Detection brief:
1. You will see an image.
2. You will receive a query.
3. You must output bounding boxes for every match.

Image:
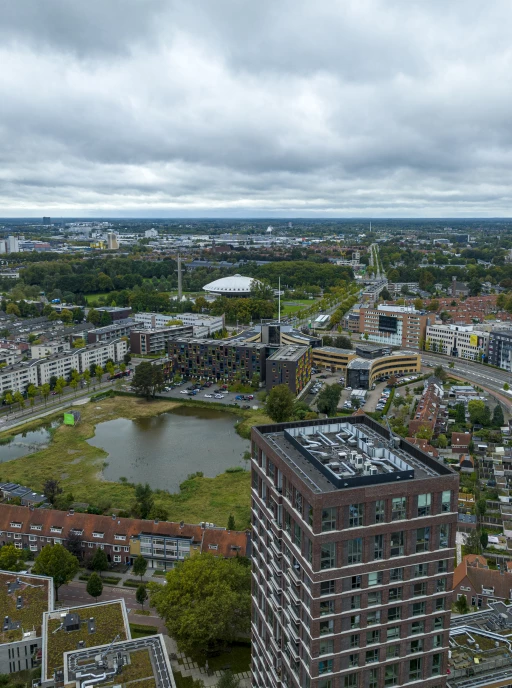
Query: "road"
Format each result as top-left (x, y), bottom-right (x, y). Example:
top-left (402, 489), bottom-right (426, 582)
top-left (420, 352), bottom-right (512, 410)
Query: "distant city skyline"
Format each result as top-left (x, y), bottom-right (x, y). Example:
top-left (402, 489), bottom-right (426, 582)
top-left (1, 1), bottom-right (511, 217)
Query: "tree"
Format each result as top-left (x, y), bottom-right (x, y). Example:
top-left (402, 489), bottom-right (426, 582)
top-left (380, 287), bottom-right (391, 301)
top-left (316, 383), bottom-right (343, 417)
top-left (480, 531), bottom-right (489, 550)
top-left (217, 672), bottom-right (241, 688)
top-left (87, 572), bottom-right (104, 601)
top-left (32, 544), bottom-right (79, 600)
top-left (266, 384), bottom-right (295, 423)
top-left (132, 361), bottom-right (164, 399)
top-left (43, 478), bottom-right (63, 506)
top-left (91, 547), bottom-right (109, 576)
top-left (73, 338), bottom-right (86, 348)
top-left (437, 434), bottom-right (448, 449)
top-left (6, 302), bottom-right (21, 317)
top-left (333, 335), bottom-right (352, 350)
top-left (133, 555), bottom-right (148, 581)
top-left (134, 483), bottom-right (154, 519)
top-left (493, 404), bottom-right (505, 428)
top-left (149, 553), bottom-right (251, 656)
top-left (0, 543), bottom-right (27, 571)
top-left (415, 424), bottom-right (434, 441)
top-left (227, 514), bottom-right (236, 530)
top-left (468, 399), bottom-right (488, 425)
top-left (476, 497), bottom-right (487, 517)
top-left (65, 529), bottom-right (83, 559)
top-left (94, 366), bottom-right (104, 386)
top-left (87, 308), bottom-right (101, 325)
top-left (13, 391), bottom-right (25, 409)
top-left (124, 353), bottom-right (132, 366)
top-left (433, 365), bottom-right (447, 382)
top-left (83, 369), bottom-right (92, 390)
top-left (455, 594), bottom-right (469, 614)
top-left (504, 382), bottom-right (510, 391)
top-left (455, 402), bottom-right (466, 424)
top-left (61, 308), bottom-right (73, 324)
top-left (136, 584), bottom-right (148, 610)
top-left (41, 382), bottom-right (51, 405)
top-left (464, 529), bottom-right (481, 555)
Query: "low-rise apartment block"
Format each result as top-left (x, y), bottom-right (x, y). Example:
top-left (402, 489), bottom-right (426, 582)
top-left (30, 341), bottom-right (70, 359)
top-left (130, 325), bottom-right (193, 355)
top-left (0, 504), bottom-right (248, 570)
top-left (86, 318), bottom-right (137, 343)
top-left (488, 329), bottom-right (512, 371)
top-left (265, 345), bottom-right (311, 395)
top-left (133, 311), bottom-right (225, 336)
top-left (0, 570), bottom-right (54, 674)
top-left (359, 305), bottom-right (429, 349)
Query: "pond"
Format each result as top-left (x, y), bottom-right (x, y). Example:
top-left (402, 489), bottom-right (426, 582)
top-left (86, 406), bottom-right (250, 491)
top-left (0, 422), bottom-right (58, 462)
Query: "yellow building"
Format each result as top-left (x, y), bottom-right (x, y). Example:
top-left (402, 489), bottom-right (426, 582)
top-left (312, 346), bottom-right (357, 372)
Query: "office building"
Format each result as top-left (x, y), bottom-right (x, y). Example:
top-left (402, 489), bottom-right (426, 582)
top-left (95, 306), bottom-right (132, 322)
top-left (359, 305), bottom-right (429, 349)
top-left (130, 325), bottom-right (193, 355)
top-left (7, 236), bottom-right (19, 254)
top-left (343, 351), bottom-right (421, 390)
top-left (265, 345), bottom-right (312, 395)
top-left (425, 324), bottom-right (489, 361)
top-left (251, 415), bottom-right (458, 688)
top-left (312, 347), bottom-right (357, 372)
top-left (107, 232), bottom-right (119, 249)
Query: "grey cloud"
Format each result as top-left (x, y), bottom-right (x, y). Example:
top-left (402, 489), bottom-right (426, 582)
top-left (1, 1), bottom-right (512, 216)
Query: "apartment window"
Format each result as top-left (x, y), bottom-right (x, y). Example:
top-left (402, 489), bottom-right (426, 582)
top-left (434, 616), bottom-right (444, 630)
top-left (433, 634), bottom-right (443, 648)
top-left (367, 610), bottom-right (380, 626)
top-left (114, 534), bottom-right (126, 541)
top-left (368, 669), bottom-right (378, 688)
top-left (373, 534), bottom-right (383, 560)
top-left (344, 676), bottom-right (357, 688)
top-left (319, 682), bottom-right (332, 688)
top-left (294, 489), bottom-right (303, 514)
top-left (437, 578), bottom-right (447, 593)
top-left (386, 645), bottom-right (399, 659)
top-left (320, 619), bottom-right (334, 635)
top-left (267, 459), bottom-right (275, 481)
top-left (349, 503), bottom-right (364, 528)
top-left (413, 582), bottom-right (426, 597)
top-left (417, 493), bottom-right (431, 517)
top-left (293, 523), bottom-right (302, 548)
top-left (350, 595), bottom-right (361, 610)
top-left (366, 649), bottom-right (379, 664)
top-left (410, 638), bottom-right (423, 653)
top-left (350, 614), bottom-right (361, 629)
top-left (13, 533), bottom-right (21, 540)
top-left (321, 507), bottom-right (336, 532)
top-left (387, 626), bottom-right (400, 640)
top-left (9, 522), bottom-right (21, 528)
top-left (321, 580), bottom-right (335, 596)
top-left (412, 602), bottom-right (425, 616)
top-left (432, 653), bottom-right (442, 676)
top-left (351, 575), bottom-right (362, 589)
top-left (390, 531), bottom-right (404, 557)
top-left (319, 639), bottom-right (334, 655)
top-left (318, 659), bottom-right (333, 675)
top-left (368, 591), bottom-right (381, 606)
top-left (350, 633), bottom-right (360, 648)
top-left (366, 630), bottom-right (379, 645)
top-left (435, 597), bottom-right (445, 611)
top-left (414, 563), bottom-right (428, 578)
top-left (92, 532), bottom-right (104, 538)
top-left (416, 527), bottom-right (430, 553)
top-left (389, 587), bottom-right (402, 601)
top-left (441, 490), bottom-right (451, 512)
top-left (439, 524), bottom-right (449, 548)
top-left (391, 497), bottom-right (406, 520)
top-left (320, 600), bottom-right (334, 616)
top-left (50, 526), bottom-right (62, 533)
top-left (388, 607), bottom-right (401, 621)
top-left (347, 538), bottom-right (362, 564)
top-left (409, 658), bottom-right (422, 681)
top-left (348, 653), bottom-right (359, 668)
top-left (390, 567), bottom-right (403, 582)
top-left (438, 559), bottom-right (448, 574)
top-left (384, 664), bottom-right (399, 686)
top-left (29, 535), bottom-right (37, 542)
top-left (375, 499), bottom-right (385, 523)
top-left (368, 571), bottom-right (382, 586)
top-left (321, 542), bottom-right (336, 570)
top-left (30, 524), bottom-right (42, 531)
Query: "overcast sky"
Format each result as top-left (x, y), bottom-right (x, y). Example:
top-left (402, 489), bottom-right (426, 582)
top-left (1, 1), bottom-right (512, 218)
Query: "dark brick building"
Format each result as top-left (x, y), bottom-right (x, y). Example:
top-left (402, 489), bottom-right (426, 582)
top-left (250, 415), bottom-right (458, 688)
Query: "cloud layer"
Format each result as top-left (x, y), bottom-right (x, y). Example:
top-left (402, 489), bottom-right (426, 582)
top-left (1, 0), bottom-right (512, 217)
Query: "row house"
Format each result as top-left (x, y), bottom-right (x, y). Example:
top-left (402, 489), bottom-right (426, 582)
top-left (0, 504), bottom-right (248, 569)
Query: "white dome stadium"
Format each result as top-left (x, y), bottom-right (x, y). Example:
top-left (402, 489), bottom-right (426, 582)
top-left (203, 274), bottom-right (261, 296)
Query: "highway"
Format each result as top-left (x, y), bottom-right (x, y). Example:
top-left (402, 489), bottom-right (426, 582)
top-left (420, 352), bottom-right (512, 410)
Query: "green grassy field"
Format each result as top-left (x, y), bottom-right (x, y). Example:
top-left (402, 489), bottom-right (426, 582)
top-left (0, 395), bottom-right (260, 528)
top-left (281, 298), bottom-right (319, 315)
top-left (84, 292), bottom-right (110, 306)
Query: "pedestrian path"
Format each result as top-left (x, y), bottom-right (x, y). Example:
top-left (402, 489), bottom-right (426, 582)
top-left (163, 637), bottom-right (251, 687)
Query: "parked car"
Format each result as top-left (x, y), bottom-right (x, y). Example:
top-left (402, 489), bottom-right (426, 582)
top-left (235, 395), bottom-right (244, 400)
top-left (204, 393), bottom-right (213, 398)
top-left (215, 394), bottom-right (225, 399)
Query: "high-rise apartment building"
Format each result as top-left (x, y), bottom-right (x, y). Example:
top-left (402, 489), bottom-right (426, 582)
top-left (251, 415), bottom-right (458, 688)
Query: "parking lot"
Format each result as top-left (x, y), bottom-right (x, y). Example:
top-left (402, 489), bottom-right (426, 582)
top-left (154, 382), bottom-right (258, 409)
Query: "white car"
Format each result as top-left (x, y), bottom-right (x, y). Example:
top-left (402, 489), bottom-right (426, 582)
top-left (214, 394), bottom-right (225, 399)
top-left (180, 390), bottom-right (189, 394)
top-left (204, 393), bottom-right (213, 398)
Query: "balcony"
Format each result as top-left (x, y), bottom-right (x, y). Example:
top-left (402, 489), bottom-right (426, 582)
top-left (287, 566), bottom-right (301, 587)
top-left (270, 539), bottom-right (282, 558)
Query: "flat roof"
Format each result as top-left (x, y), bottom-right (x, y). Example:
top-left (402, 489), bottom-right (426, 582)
top-left (315, 346), bottom-right (354, 355)
top-left (0, 570), bottom-right (53, 644)
top-left (255, 415), bottom-right (453, 494)
top-left (267, 345), bottom-right (309, 361)
top-left (42, 600), bottom-right (130, 683)
top-left (63, 635), bottom-right (176, 688)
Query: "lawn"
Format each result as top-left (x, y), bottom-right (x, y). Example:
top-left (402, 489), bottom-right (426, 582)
top-left (0, 573), bottom-right (51, 643)
top-left (0, 394), bottom-right (255, 528)
top-left (84, 292), bottom-right (110, 306)
top-left (281, 298), bottom-right (319, 315)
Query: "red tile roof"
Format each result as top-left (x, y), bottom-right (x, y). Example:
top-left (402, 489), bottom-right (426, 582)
top-left (452, 432), bottom-right (472, 448)
top-left (0, 504), bottom-right (248, 556)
